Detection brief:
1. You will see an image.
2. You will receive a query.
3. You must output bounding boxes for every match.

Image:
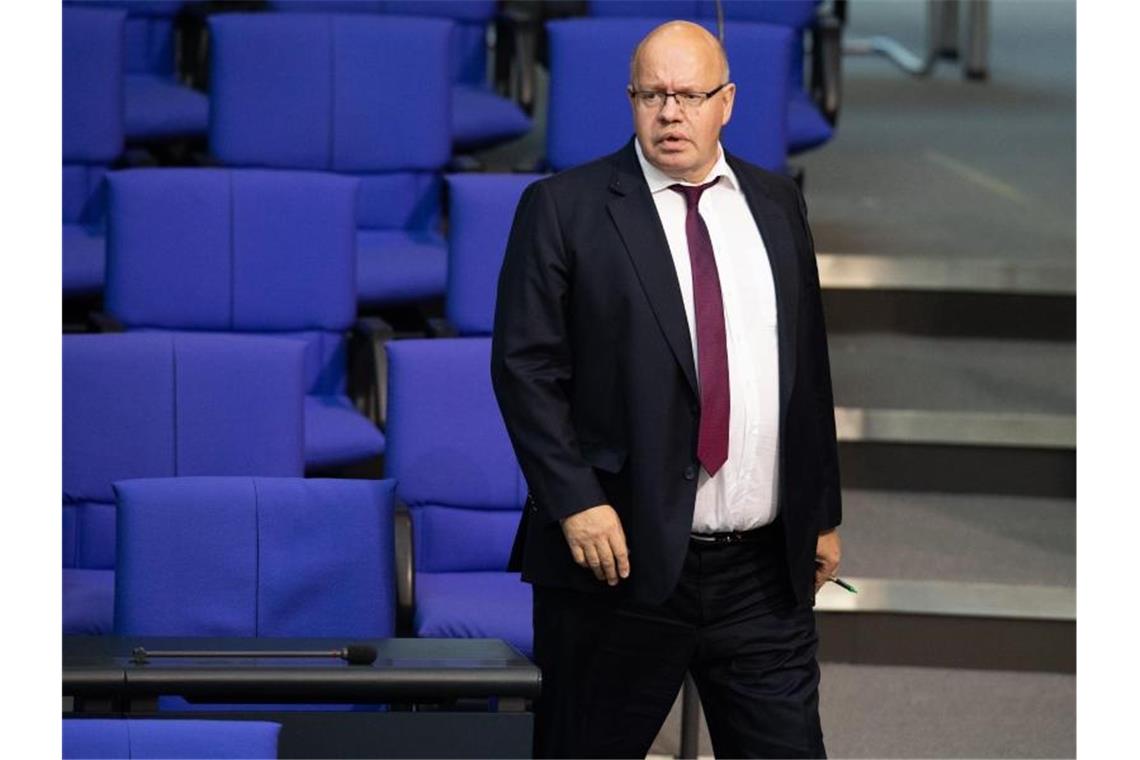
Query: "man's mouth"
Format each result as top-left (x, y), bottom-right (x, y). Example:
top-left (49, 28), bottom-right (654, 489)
top-left (657, 134), bottom-right (689, 148)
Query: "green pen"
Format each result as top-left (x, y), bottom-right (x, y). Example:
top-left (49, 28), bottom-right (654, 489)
top-left (828, 576), bottom-right (858, 594)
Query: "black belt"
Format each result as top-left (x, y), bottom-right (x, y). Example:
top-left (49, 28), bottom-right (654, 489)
top-left (689, 524), bottom-right (778, 545)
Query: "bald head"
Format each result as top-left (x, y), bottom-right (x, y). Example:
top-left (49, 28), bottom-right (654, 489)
top-left (629, 21), bottom-right (730, 89)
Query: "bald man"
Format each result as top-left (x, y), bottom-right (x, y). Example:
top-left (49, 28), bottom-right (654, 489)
top-left (492, 21), bottom-right (841, 758)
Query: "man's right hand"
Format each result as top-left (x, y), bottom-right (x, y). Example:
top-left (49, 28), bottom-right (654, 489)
top-left (560, 504), bottom-right (630, 586)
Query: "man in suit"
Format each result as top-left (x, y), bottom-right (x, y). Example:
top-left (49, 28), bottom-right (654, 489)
top-left (491, 20), bottom-right (842, 759)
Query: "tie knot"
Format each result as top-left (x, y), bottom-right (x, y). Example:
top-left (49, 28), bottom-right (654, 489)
top-left (669, 179), bottom-right (720, 209)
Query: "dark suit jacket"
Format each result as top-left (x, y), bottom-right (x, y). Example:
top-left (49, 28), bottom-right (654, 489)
top-left (490, 138), bottom-right (841, 608)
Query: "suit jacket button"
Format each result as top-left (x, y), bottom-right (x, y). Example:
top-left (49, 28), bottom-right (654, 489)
top-left (683, 465), bottom-right (696, 481)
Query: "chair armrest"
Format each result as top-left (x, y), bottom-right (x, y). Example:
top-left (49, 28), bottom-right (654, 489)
top-left (494, 4), bottom-right (542, 116)
top-left (394, 501), bottom-right (415, 637)
top-left (348, 316), bottom-right (395, 429)
top-left (87, 311), bottom-right (124, 333)
top-left (810, 13), bottom-right (843, 126)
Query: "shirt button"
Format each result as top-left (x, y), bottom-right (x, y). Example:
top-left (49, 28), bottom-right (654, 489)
top-left (683, 465), bottom-right (697, 481)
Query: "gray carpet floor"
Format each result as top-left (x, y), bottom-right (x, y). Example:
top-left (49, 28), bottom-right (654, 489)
top-left (828, 332), bottom-right (1075, 413)
top-left (838, 488), bottom-right (1075, 586)
top-left (800, 1), bottom-right (1075, 266)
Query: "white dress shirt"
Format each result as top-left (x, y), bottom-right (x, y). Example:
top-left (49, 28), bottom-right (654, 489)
top-left (634, 140), bottom-right (781, 533)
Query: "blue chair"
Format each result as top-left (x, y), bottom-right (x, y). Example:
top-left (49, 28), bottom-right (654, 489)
top-left (114, 477), bottom-right (396, 638)
top-left (588, 0), bottom-right (837, 155)
top-left (269, 1), bottom-right (532, 152)
top-left (62, 6), bottom-right (125, 298)
top-left (77, 1), bottom-right (210, 143)
top-left (546, 17), bottom-right (791, 172)
top-left (104, 168), bottom-right (386, 473)
top-left (63, 719), bottom-right (280, 759)
top-left (208, 13), bottom-right (453, 308)
top-left (385, 338), bottom-right (532, 658)
top-left (63, 333), bottom-right (306, 634)
top-left (444, 173), bottom-right (544, 336)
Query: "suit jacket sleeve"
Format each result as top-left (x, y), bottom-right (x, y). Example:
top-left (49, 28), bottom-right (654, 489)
top-left (490, 180), bottom-right (609, 525)
top-left (794, 184), bottom-right (843, 531)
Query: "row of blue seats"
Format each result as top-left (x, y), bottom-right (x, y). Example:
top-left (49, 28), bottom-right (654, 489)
top-left (65, 331), bottom-right (530, 660)
top-left (66, 0), bottom-right (530, 151)
top-left (67, 167), bottom-right (535, 475)
top-left (64, 3), bottom-right (826, 307)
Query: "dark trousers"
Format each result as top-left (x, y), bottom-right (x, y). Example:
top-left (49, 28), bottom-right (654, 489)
top-left (531, 521), bottom-right (825, 758)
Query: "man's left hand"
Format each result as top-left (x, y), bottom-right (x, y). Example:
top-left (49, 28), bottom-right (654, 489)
top-left (814, 528), bottom-right (842, 595)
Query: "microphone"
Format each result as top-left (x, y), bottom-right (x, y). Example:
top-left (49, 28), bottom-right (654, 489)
top-left (131, 644), bottom-right (378, 666)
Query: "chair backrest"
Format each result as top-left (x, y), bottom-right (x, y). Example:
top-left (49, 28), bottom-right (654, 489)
top-left (114, 477), bottom-right (397, 637)
top-left (63, 333), bottom-right (306, 572)
top-left (74, 0), bottom-right (185, 75)
top-left (105, 168), bottom-right (357, 396)
top-left (63, 719), bottom-right (280, 759)
top-left (269, 0), bottom-right (495, 87)
top-left (385, 338), bottom-right (525, 573)
top-left (62, 6), bottom-right (124, 224)
top-left (589, 0), bottom-right (817, 28)
top-left (546, 18), bottom-right (791, 172)
top-left (445, 173), bottom-right (545, 335)
top-left (208, 13), bottom-right (452, 231)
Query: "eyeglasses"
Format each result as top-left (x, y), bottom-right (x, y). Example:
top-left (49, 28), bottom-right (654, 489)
top-left (627, 83), bottom-right (731, 110)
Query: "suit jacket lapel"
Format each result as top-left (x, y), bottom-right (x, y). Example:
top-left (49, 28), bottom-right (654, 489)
top-left (606, 142), bottom-right (700, 399)
top-left (727, 152), bottom-right (800, 420)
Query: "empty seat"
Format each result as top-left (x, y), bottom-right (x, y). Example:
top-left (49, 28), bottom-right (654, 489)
top-left (62, 5), bottom-right (125, 297)
top-left (104, 168), bottom-right (386, 471)
top-left (63, 333), bottom-right (306, 634)
top-left (114, 476), bottom-right (396, 638)
top-left (208, 13), bottom-right (453, 308)
top-left (269, 0), bottom-right (532, 152)
top-left (62, 719), bottom-right (280, 759)
top-left (385, 338), bottom-right (532, 657)
top-left (445, 173), bottom-right (545, 335)
top-left (120, 0), bottom-right (209, 141)
top-left (546, 17), bottom-right (791, 172)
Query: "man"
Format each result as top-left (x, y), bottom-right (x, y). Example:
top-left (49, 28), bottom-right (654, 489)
top-left (491, 20), bottom-right (842, 759)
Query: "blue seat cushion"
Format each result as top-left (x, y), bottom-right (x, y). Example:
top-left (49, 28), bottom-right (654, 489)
top-left (788, 88), bottom-right (833, 154)
top-left (356, 229), bottom-right (447, 306)
top-left (415, 571), bottom-right (533, 659)
top-left (452, 84), bottom-right (531, 150)
top-left (63, 224), bottom-right (106, 296)
top-left (304, 395), bottom-right (386, 469)
top-left (125, 74), bottom-right (209, 140)
top-left (63, 568), bottom-right (114, 634)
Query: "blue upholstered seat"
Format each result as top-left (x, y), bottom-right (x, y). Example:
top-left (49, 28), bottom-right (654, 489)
top-left (587, 0), bottom-right (832, 155)
top-left (114, 477), bottom-right (396, 637)
top-left (546, 18), bottom-right (791, 172)
top-left (104, 168), bottom-right (386, 471)
top-left (386, 338), bottom-right (533, 658)
top-left (74, 1), bottom-right (209, 141)
top-left (63, 333), bottom-right (307, 634)
top-left (268, 1), bottom-right (532, 151)
top-left (125, 73), bottom-right (209, 139)
top-left (112, 476), bottom-right (395, 712)
top-left (62, 6), bottom-right (124, 297)
top-left (63, 719), bottom-right (280, 759)
top-left (444, 173), bottom-right (545, 335)
top-left (209, 13), bottom-right (453, 307)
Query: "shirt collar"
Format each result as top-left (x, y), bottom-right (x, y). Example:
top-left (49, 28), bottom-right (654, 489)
top-left (633, 138), bottom-right (739, 194)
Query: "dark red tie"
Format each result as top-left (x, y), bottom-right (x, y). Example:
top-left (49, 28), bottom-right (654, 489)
top-left (671, 181), bottom-right (729, 476)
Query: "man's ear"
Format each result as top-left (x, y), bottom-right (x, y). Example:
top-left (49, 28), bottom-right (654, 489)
top-left (720, 83), bottom-right (736, 126)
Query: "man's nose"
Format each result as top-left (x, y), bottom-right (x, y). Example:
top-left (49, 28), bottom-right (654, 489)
top-left (657, 96), bottom-right (683, 122)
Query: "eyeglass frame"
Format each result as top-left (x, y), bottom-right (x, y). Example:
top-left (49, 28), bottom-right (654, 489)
top-left (626, 82), bottom-right (732, 110)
